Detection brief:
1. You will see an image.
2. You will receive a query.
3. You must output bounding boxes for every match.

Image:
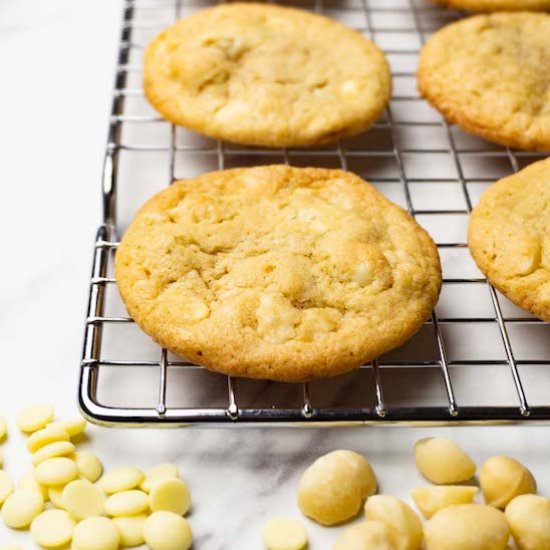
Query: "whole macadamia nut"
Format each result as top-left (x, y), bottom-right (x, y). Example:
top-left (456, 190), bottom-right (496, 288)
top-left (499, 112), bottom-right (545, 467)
top-left (424, 504), bottom-right (509, 550)
top-left (480, 456), bottom-right (536, 509)
top-left (414, 438), bottom-right (476, 484)
top-left (505, 494), bottom-right (550, 550)
top-left (297, 450), bottom-right (377, 526)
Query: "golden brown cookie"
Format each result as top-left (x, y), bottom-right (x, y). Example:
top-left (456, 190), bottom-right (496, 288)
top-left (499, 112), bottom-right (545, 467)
top-left (115, 166), bottom-right (441, 382)
top-left (143, 3), bottom-right (391, 148)
top-left (469, 157), bottom-right (550, 322)
top-left (428, 0), bottom-right (550, 11)
top-left (418, 13), bottom-right (550, 151)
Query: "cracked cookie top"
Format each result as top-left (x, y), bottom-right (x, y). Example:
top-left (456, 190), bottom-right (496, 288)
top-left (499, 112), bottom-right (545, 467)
top-left (115, 166), bottom-right (441, 381)
top-left (143, 2), bottom-right (391, 147)
top-left (469, 157), bottom-right (550, 322)
top-left (418, 12), bottom-right (550, 151)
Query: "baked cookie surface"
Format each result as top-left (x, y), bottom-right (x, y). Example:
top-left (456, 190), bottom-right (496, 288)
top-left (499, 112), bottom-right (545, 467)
top-left (428, 0), bottom-right (550, 11)
top-left (418, 13), bottom-right (550, 151)
top-left (115, 166), bottom-right (441, 382)
top-left (469, 157), bottom-right (550, 322)
top-left (143, 3), bottom-right (391, 147)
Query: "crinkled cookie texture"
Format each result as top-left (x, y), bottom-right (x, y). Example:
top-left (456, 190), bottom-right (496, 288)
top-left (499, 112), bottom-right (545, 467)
top-left (418, 13), bottom-right (550, 151)
top-left (428, 0), bottom-right (550, 11)
top-left (469, 157), bottom-right (550, 322)
top-left (143, 3), bottom-right (391, 147)
top-left (115, 166), bottom-right (441, 382)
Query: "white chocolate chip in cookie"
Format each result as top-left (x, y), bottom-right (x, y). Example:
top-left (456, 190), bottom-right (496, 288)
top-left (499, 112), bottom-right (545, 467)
top-left (215, 100), bottom-right (250, 125)
top-left (256, 295), bottom-right (298, 344)
top-left (297, 308), bottom-right (341, 342)
top-left (340, 79), bottom-right (359, 98)
top-left (353, 262), bottom-right (373, 287)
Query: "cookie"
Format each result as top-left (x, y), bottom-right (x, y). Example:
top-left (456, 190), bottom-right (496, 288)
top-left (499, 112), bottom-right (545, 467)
top-left (468, 157), bottom-right (550, 322)
top-left (428, 0), bottom-right (550, 11)
top-left (418, 13), bottom-right (550, 151)
top-left (115, 166), bottom-right (441, 382)
top-left (143, 3), bottom-right (391, 148)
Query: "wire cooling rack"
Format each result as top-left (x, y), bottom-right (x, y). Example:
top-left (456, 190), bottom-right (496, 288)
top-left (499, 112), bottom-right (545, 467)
top-left (79, 0), bottom-right (550, 427)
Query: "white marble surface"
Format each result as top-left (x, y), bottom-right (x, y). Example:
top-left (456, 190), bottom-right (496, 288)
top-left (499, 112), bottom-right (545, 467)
top-left (0, 1), bottom-right (549, 548)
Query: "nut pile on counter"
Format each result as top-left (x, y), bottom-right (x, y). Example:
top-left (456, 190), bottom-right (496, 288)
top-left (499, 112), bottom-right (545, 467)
top-left (2, 408), bottom-right (550, 549)
top-left (0, 406), bottom-right (192, 550)
top-left (264, 439), bottom-right (549, 550)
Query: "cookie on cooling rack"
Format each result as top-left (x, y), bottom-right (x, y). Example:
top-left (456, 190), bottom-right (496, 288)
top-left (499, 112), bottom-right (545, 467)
top-left (469, 157), bottom-right (550, 322)
top-left (143, 3), bottom-right (391, 148)
top-left (115, 166), bottom-right (441, 382)
top-left (427, 0), bottom-right (550, 11)
top-left (418, 12), bottom-right (550, 151)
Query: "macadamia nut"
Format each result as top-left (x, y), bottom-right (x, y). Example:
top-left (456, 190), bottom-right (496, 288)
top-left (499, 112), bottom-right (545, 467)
top-left (505, 494), bottom-right (550, 550)
top-left (414, 438), bottom-right (476, 484)
top-left (297, 450), bottom-right (377, 525)
top-left (480, 456), bottom-right (536, 509)
top-left (333, 521), bottom-right (394, 550)
top-left (411, 486), bottom-right (478, 519)
top-left (424, 504), bottom-right (509, 550)
top-left (364, 495), bottom-right (423, 550)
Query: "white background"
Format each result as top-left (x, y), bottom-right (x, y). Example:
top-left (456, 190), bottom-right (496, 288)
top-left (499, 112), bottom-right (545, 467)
top-left (0, 1), bottom-right (549, 548)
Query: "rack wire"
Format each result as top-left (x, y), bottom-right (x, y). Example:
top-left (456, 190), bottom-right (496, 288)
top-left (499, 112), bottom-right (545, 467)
top-left (79, 0), bottom-right (550, 426)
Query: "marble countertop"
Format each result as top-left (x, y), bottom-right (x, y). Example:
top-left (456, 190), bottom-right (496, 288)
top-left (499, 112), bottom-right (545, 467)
top-left (0, 1), bottom-right (549, 548)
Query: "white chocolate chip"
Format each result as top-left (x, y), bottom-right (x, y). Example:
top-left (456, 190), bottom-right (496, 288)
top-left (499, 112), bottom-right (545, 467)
top-left (30, 509), bottom-right (75, 548)
top-left (16, 404), bottom-right (54, 434)
top-left (99, 466), bottom-right (144, 495)
top-left (144, 511), bottom-right (193, 550)
top-left (1, 489), bottom-right (44, 528)
top-left (62, 479), bottom-right (105, 520)
top-left (262, 517), bottom-right (308, 550)
top-left (72, 517), bottom-right (120, 550)
top-left (149, 478), bottom-right (191, 516)
top-left (105, 489), bottom-right (149, 517)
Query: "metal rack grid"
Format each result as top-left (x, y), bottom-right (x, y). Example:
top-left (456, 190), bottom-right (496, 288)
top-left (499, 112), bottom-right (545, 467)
top-left (79, 0), bottom-right (550, 426)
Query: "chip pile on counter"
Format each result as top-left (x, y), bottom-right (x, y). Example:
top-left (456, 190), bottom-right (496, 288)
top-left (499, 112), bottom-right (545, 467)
top-left (0, 406), bottom-right (192, 550)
